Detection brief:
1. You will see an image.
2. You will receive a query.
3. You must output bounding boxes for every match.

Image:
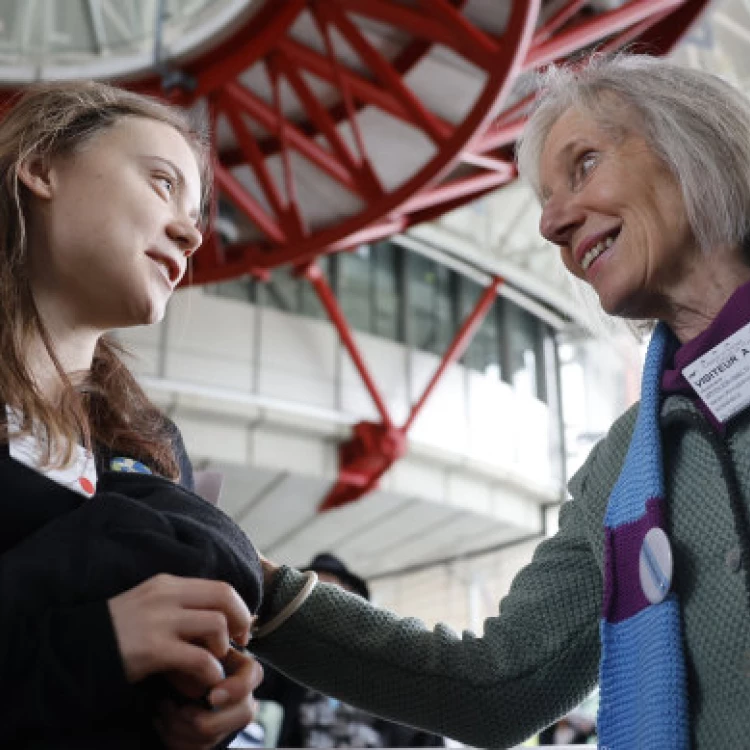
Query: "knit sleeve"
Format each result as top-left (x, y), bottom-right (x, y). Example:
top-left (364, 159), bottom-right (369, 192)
top-left (252, 497), bottom-right (603, 749)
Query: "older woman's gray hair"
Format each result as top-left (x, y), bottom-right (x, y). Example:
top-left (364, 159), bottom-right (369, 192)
top-left (516, 54), bottom-right (750, 256)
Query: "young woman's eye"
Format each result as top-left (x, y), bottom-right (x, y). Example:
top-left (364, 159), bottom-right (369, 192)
top-left (156, 175), bottom-right (174, 195)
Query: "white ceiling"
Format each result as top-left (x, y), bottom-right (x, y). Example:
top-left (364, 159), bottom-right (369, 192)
top-left (201, 459), bottom-right (543, 579)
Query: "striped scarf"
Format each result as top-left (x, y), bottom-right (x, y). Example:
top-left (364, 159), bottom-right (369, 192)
top-left (597, 322), bottom-right (689, 749)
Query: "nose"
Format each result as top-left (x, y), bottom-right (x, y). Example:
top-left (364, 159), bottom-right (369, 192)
top-left (539, 193), bottom-right (584, 248)
top-left (167, 215), bottom-right (203, 258)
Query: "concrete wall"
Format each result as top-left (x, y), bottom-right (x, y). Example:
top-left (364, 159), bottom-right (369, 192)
top-left (119, 286), bottom-right (559, 491)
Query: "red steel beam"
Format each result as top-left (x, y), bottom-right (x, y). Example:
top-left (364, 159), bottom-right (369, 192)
top-left (315, 10), bottom-right (387, 190)
top-left (342, 0), bottom-right (500, 70)
top-left (323, 217), bottom-right (409, 254)
top-left (317, 1), bottom-right (456, 144)
top-left (316, 273), bottom-right (503, 512)
top-left (304, 263), bottom-right (396, 429)
top-left (269, 51), bottom-right (385, 201)
top-left (598, 7), bottom-right (675, 54)
top-left (199, 0), bottom-right (539, 275)
top-left (188, 0), bottom-right (307, 98)
top-left (218, 94), bottom-right (305, 238)
top-left (637, 0), bottom-right (710, 52)
top-left (524, 0), bottom-right (685, 69)
top-left (214, 164), bottom-right (287, 244)
top-left (403, 276), bottom-right (504, 433)
top-left (474, 118), bottom-right (527, 152)
top-left (533, 0), bottom-right (589, 45)
top-left (222, 81), bottom-right (360, 193)
top-left (400, 169), bottom-right (515, 214)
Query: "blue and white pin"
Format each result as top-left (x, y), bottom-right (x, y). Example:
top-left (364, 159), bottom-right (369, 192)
top-left (639, 527), bottom-right (673, 604)
top-left (110, 456), bottom-right (152, 475)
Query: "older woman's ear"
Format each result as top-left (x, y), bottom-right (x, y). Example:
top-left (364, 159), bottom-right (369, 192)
top-left (16, 155), bottom-right (56, 200)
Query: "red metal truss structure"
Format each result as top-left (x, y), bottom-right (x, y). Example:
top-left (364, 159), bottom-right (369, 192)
top-left (0, 0), bottom-right (709, 510)
top-left (137, 0), bottom-right (710, 283)
top-left (139, 0), bottom-right (708, 511)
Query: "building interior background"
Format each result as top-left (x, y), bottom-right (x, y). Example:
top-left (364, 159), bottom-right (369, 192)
top-left (0, 0), bottom-right (746, 745)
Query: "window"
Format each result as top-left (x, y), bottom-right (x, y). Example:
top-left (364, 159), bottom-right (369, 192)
top-left (372, 241), bottom-right (402, 341)
top-left (408, 253), bottom-right (456, 355)
top-left (337, 242), bottom-right (403, 341)
top-left (260, 266), bottom-right (300, 314)
top-left (338, 244), bottom-right (374, 333)
top-left (461, 277), bottom-right (502, 379)
top-left (503, 300), bottom-right (544, 400)
top-left (259, 259), bottom-right (331, 320)
top-left (206, 278), bottom-right (257, 303)
top-left (203, 241), bottom-right (554, 404)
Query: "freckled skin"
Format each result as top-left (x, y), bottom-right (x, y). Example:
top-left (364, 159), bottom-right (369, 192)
top-left (24, 117), bottom-right (202, 334)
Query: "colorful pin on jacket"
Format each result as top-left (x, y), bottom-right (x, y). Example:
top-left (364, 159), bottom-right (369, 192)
top-left (109, 457), bottom-right (152, 475)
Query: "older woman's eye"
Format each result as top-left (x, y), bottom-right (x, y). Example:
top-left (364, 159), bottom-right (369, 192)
top-left (576, 152), bottom-right (598, 182)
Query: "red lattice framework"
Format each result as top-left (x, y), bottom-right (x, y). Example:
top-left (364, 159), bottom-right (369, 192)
top-left (6, 0), bottom-right (709, 510)
top-left (149, 0), bottom-right (706, 511)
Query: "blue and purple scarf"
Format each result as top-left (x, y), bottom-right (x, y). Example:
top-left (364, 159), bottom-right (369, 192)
top-left (597, 322), bottom-right (689, 749)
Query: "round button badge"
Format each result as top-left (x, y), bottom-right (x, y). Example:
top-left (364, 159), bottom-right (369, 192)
top-left (639, 527), bottom-right (673, 605)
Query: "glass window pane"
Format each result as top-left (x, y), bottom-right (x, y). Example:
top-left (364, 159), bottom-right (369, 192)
top-left (462, 278), bottom-right (501, 379)
top-left (205, 279), bottom-right (256, 303)
top-left (504, 301), bottom-right (541, 398)
top-left (372, 241), bottom-right (401, 342)
top-left (338, 245), bottom-right (373, 333)
top-left (408, 254), bottom-right (454, 355)
top-left (261, 267), bottom-right (301, 314)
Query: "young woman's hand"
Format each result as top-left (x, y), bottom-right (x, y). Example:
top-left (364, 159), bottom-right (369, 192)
top-left (153, 648), bottom-right (264, 750)
top-left (108, 574), bottom-right (253, 687)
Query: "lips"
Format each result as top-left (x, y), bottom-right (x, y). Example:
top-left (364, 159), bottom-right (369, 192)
top-left (146, 250), bottom-right (183, 287)
top-left (574, 227), bottom-right (621, 271)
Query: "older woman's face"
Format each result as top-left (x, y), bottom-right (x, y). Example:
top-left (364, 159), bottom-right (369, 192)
top-left (538, 106), bottom-right (699, 319)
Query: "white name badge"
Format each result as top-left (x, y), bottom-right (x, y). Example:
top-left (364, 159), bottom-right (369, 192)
top-left (682, 320), bottom-right (750, 423)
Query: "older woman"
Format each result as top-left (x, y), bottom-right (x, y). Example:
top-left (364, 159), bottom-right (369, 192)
top-left (251, 55), bottom-right (750, 749)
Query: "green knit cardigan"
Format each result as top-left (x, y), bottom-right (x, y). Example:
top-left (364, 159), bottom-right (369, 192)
top-left (253, 394), bottom-right (750, 749)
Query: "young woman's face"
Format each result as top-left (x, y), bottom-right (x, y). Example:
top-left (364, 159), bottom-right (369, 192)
top-left (25, 115), bottom-right (202, 332)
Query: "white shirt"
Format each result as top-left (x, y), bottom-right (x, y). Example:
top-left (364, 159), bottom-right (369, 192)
top-left (6, 405), bottom-right (97, 498)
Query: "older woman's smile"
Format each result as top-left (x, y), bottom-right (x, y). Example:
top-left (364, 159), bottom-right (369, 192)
top-left (576, 227), bottom-right (621, 272)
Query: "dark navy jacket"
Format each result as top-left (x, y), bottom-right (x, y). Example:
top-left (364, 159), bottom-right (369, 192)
top-left (0, 423), bottom-right (262, 749)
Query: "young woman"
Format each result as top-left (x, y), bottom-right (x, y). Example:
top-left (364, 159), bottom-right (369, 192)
top-left (0, 82), bottom-right (263, 749)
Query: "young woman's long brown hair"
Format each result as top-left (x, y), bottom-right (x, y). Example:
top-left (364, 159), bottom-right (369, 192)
top-left (0, 81), bottom-right (211, 479)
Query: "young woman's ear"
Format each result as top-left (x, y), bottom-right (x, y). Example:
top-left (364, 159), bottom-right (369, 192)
top-left (17, 155), bottom-right (56, 199)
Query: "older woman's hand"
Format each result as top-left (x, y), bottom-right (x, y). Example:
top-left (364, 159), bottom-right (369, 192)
top-left (153, 646), bottom-right (264, 750)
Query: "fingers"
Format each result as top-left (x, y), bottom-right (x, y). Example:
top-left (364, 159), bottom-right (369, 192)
top-left (174, 609), bottom-right (231, 660)
top-left (109, 575), bottom-right (253, 686)
top-left (160, 641), bottom-right (226, 690)
top-left (208, 649), bottom-right (264, 709)
top-left (155, 696), bottom-right (257, 750)
top-left (159, 576), bottom-right (253, 645)
top-left (154, 648), bottom-right (261, 749)
top-left (187, 698), bottom-right (257, 745)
